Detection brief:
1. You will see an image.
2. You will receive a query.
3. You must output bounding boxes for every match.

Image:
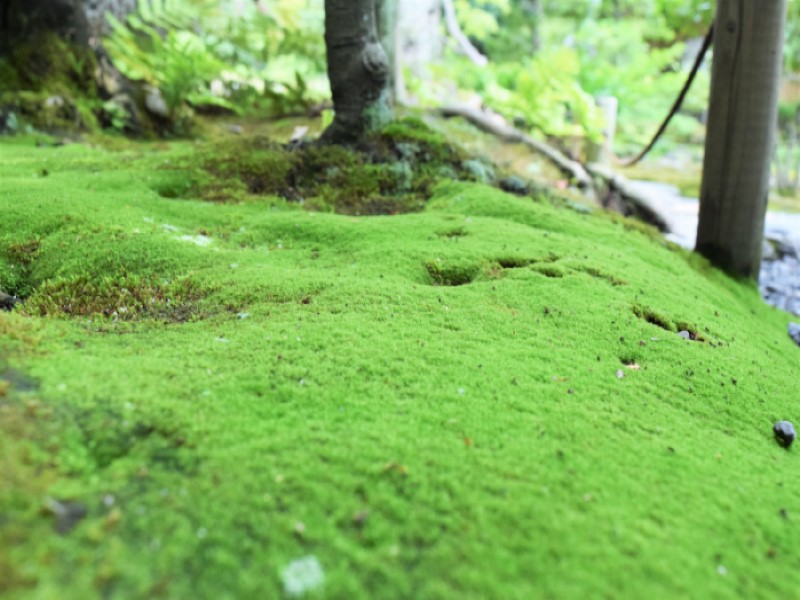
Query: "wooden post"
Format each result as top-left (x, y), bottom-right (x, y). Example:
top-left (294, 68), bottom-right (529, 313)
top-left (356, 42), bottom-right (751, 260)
top-left (695, 0), bottom-right (788, 279)
top-left (586, 95), bottom-right (618, 166)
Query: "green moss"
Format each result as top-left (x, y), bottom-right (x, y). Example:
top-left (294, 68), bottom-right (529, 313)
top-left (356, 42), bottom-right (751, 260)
top-left (2, 34), bottom-right (98, 95)
top-left (632, 304), bottom-right (676, 332)
top-left (0, 33), bottom-right (103, 135)
top-left (380, 116), bottom-right (448, 147)
top-left (424, 258), bottom-right (485, 286)
top-left (25, 273), bottom-right (212, 322)
top-left (2, 138), bottom-right (800, 599)
top-left (182, 118), bottom-right (482, 215)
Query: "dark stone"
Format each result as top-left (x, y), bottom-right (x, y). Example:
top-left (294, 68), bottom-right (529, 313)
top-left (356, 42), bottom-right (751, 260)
top-left (774, 420), bottom-right (796, 449)
top-left (499, 176), bottom-right (529, 196)
top-left (789, 322), bottom-right (800, 346)
top-left (0, 291), bottom-right (20, 311)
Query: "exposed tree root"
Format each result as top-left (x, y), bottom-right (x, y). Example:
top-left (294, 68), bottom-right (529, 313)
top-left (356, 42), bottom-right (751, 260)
top-left (435, 103), bottom-right (671, 232)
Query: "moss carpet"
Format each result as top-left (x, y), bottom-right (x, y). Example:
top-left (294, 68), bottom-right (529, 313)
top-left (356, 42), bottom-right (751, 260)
top-left (1, 135), bottom-right (799, 599)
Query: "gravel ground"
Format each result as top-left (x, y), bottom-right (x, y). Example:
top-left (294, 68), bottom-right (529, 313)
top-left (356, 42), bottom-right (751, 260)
top-left (628, 180), bottom-right (800, 315)
top-left (760, 239), bottom-right (800, 315)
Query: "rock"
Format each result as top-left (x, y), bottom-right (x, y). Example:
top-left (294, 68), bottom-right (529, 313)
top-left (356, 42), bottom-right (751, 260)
top-left (762, 239), bottom-right (778, 262)
top-left (678, 330), bottom-right (691, 340)
top-left (774, 420), bottom-right (796, 448)
top-left (0, 110), bottom-right (19, 135)
top-left (499, 175), bottom-right (529, 196)
top-left (775, 237), bottom-right (799, 260)
top-left (94, 54), bottom-right (122, 96)
top-left (462, 159), bottom-right (495, 184)
top-left (0, 291), bottom-right (20, 311)
top-left (44, 96), bottom-right (65, 108)
top-left (789, 322), bottom-right (800, 345)
top-left (144, 86), bottom-right (170, 118)
top-left (289, 126), bottom-right (309, 143)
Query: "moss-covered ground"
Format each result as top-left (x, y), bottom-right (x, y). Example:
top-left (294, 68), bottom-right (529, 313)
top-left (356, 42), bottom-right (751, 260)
top-left (1, 129), bottom-right (800, 599)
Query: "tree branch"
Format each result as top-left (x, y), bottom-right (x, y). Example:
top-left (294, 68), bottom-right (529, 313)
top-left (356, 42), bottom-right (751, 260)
top-left (440, 0), bottom-right (488, 67)
top-left (437, 103), bottom-right (592, 188)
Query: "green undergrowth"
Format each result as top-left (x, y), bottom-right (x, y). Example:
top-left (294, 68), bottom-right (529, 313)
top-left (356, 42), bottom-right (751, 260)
top-left (1, 135), bottom-right (800, 599)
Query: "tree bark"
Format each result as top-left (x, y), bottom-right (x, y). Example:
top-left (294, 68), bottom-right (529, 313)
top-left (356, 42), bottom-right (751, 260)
top-left (320, 0), bottom-right (393, 144)
top-left (695, 0), bottom-right (787, 279)
top-left (523, 0), bottom-right (542, 53)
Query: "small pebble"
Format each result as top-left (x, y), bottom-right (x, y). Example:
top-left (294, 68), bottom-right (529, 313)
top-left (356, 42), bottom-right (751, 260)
top-left (774, 420), bottom-right (796, 448)
top-left (678, 330), bottom-right (691, 340)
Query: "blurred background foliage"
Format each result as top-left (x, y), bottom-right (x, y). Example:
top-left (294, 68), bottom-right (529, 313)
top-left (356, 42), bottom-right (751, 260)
top-left (74, 0), bottom-right (800, 187)
top-left (105, 0), bottom-right (327, 121)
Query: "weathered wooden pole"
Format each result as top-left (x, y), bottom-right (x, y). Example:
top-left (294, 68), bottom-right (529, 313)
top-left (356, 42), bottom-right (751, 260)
top-left (695, 0), bottom-right (788, 279)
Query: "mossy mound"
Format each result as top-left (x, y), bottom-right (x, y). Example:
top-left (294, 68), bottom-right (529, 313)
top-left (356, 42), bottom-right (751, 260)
top-left (176, 118), bottom-right (497, 215)
top-left (0, 33), bottom-right (103, 135)
top-left (0, 33), bottom-right (170, 137)
top-left (2, 137), bottom-right (800, 599)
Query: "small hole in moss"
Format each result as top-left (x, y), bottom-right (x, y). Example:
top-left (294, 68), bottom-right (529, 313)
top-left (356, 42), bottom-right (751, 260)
top-left (632, 305), bottom-right (673, 331)
top-left (425, 261), bottom-right (480, 286)
top-left (497, 257), bottom-right (533, 269)
top-left (676, 322), bottom-right (705, 342)
top-left (576, 266), bottom-right (626, 286)
top-left (533, 265), bottom-right (564, 278)
top-left (436, 228), bottom-right (467, 238)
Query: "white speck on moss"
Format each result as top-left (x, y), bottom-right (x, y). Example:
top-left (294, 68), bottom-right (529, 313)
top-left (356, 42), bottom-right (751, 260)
top-left (161, 223), bottom-right (179, 232)
top-left (717, 565), bottom-right (727, 576)
top-left (282, 555), bottom-right (324, 597)
top-left (179, 234), bottom-right (212, 247)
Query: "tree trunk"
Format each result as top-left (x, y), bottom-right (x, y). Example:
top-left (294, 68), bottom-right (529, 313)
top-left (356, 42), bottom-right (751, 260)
top-left (395, 0), bottom-right (442, 101)
top-left (695, 0), bottom-right (787, 279)
top-left (320, 0), bottom-right (393, 144)
top-left (523, 0), bottom-right (542, 53)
